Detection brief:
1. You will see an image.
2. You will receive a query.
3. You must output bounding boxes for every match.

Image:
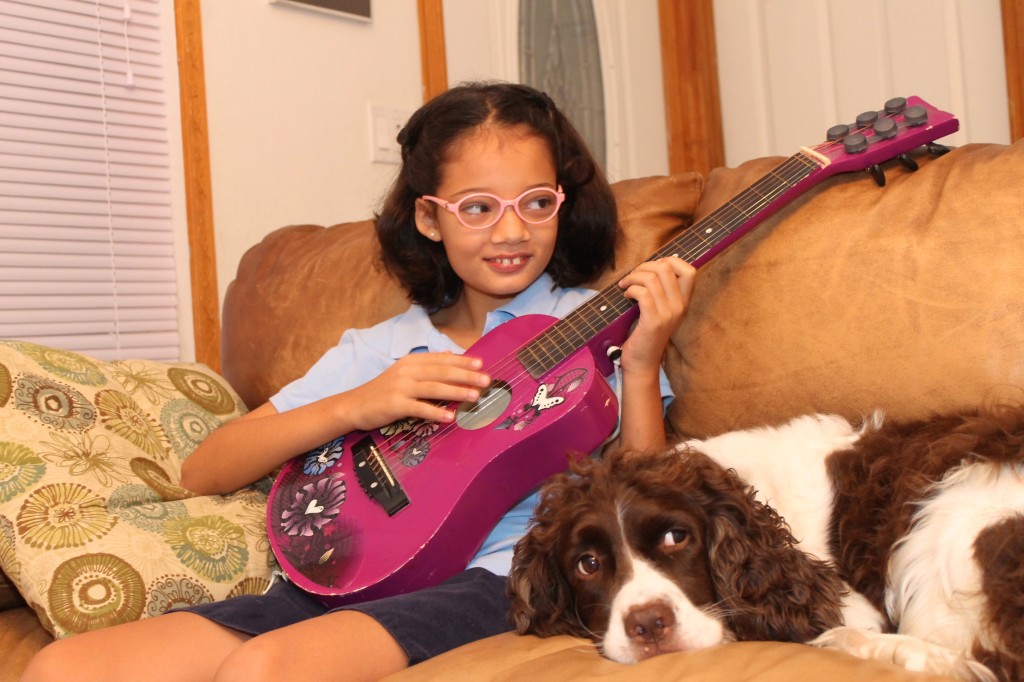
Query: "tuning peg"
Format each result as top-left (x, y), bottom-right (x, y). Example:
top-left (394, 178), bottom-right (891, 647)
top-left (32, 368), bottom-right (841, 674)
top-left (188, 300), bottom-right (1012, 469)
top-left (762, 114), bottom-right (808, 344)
top-left (927, 142), bottom-right (952, 156)
top-left (873, 118), bottom-right (897, 140)
top-left (896, 154), bottom-right (919, 171)
top-left (866, 164), bottom-right (886, 187)
top-left (856, 111), bottom-right (878, 128)
top-left (885, 97), bottom-right (907, 114)
top-left (904, 105), bottom-right (928, 126)
top-left (844, 132), bottom-right (868, 154)
top-left (827, 124), bottom-right (850, 141)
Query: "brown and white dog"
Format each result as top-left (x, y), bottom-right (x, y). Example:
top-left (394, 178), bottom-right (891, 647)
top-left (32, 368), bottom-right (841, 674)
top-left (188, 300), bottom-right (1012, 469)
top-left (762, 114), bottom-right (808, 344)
top-left (508, 405), bottom-right (1024, 681)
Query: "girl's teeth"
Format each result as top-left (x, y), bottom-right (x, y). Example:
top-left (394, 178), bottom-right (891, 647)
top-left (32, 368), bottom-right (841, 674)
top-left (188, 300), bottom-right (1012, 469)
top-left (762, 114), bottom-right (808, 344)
top-left (494, 257), bottom-right (523, 266)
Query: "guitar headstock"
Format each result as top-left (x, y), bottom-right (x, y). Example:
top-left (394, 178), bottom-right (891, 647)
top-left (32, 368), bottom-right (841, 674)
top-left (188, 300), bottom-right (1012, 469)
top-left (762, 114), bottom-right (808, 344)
top-left (802, 96), bottom-right (959, 178)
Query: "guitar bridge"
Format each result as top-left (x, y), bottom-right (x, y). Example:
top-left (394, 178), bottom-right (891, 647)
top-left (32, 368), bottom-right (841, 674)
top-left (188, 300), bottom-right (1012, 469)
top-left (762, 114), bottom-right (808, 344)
top-left (352, 435), bottom-right (409, 516)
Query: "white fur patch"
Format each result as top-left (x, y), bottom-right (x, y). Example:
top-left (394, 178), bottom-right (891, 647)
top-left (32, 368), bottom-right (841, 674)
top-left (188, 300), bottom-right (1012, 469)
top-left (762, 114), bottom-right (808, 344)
top-left (601, 550), bottom-right (726, 663)
top-left (812, 627), bottom-right (997, 681)
top-left (685, 413), bottom-right (867, 564)
top-left (887, 461), bottom-right (1024, 656)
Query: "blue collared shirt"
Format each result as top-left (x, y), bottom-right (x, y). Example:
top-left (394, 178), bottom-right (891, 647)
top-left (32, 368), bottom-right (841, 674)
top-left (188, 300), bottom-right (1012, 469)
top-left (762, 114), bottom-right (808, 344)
top-left (271, 273), bottom-right (673, 575)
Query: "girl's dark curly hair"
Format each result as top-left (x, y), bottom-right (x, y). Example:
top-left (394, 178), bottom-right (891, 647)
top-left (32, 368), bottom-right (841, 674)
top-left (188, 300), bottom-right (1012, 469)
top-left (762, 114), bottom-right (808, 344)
top-left (375, 81), bottom-right (618, 311)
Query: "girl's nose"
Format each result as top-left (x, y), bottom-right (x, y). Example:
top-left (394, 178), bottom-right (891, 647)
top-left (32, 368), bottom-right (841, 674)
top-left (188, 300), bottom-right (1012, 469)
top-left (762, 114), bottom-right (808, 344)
top-left (489, 206), bottom-right (529, 243)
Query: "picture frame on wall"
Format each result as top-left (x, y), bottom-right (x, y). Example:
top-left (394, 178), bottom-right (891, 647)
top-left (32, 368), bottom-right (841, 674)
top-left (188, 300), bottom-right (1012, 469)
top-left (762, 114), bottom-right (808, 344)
top-left (270, 0), bottom-right (371, 22)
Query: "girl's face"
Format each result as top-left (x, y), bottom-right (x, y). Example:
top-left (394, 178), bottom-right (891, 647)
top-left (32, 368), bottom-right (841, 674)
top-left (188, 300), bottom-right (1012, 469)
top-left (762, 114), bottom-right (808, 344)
top-left (415, 125), bottom-right (559, 313)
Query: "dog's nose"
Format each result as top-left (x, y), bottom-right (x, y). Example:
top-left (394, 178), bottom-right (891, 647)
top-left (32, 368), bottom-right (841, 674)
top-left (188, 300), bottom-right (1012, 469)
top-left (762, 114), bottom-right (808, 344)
top-left (624, 602), bottom-right (676, 644)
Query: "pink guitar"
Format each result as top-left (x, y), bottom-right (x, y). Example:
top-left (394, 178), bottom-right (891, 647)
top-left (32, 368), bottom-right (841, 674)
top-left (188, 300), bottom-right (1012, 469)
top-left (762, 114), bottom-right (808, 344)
top-left (267, 96), bottom-right (958, 606)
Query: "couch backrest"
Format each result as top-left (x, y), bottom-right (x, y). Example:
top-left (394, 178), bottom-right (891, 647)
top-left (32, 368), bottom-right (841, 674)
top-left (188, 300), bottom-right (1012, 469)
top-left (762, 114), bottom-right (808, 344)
top-left (665, 140), bottom-right (1024, 437)
top-left (222, 141), bottom-right (1024, 438)
top-left (221, 173), bottom-right (705, 410)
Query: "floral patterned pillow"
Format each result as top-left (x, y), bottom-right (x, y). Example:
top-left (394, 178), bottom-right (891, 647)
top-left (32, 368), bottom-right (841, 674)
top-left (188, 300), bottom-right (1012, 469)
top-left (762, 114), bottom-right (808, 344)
top-left (0, 340), bottom-right (276, 638)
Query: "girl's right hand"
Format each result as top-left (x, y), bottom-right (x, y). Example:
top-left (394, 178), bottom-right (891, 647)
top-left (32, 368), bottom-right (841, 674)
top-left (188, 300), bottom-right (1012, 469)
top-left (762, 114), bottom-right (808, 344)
top-left (338, 352), bottom-right (491, 431)
top-left (181, 352), bottom-right (490, 495)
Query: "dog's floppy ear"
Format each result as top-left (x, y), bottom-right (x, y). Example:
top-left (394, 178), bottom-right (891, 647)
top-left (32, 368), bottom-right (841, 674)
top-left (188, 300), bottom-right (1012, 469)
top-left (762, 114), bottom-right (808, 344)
top-left (507, 470), bottom-right (590, 638)
top-left (688, 450), bottom-right (845, 642)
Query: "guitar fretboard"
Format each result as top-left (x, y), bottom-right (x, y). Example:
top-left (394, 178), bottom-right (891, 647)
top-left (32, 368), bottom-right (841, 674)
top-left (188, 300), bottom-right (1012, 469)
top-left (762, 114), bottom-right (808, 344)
top-left (517, 151), bottom-right (822, 378)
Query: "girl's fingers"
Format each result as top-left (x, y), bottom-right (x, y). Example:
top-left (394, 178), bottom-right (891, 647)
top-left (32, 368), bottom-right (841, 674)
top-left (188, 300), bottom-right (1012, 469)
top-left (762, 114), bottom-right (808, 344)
top-left (614, 257), bottom-right (697, 371)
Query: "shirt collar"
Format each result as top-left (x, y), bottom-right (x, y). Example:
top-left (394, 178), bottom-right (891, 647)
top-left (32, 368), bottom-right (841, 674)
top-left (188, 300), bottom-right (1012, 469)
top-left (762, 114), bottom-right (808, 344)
top-left (389, 273), bottom-right (560, 358)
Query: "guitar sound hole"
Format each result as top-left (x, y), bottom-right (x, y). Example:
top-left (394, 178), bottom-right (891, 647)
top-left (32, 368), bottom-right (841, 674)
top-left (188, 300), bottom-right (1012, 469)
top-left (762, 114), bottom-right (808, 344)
top-left (455, 380), bottom-right (512, 430)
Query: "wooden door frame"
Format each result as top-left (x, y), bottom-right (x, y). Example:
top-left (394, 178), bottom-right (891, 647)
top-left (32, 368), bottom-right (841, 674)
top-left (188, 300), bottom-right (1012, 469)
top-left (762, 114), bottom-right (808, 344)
top-left (174, 0), bottom-right (220, 371)
top-left (416, 0), bottom-right (726, 174)
top-left (658, 0), bottom-right (724, 175)
top-left (177, 0), bottom-right (1024, 369)
top-left (1004, 0), bottom-right (1024, 141)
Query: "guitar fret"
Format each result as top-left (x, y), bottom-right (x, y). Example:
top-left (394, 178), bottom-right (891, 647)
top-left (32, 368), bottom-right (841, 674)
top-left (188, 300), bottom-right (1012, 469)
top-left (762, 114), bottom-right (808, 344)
top-left (518, 150), bottom-right (832, 377)
top-left (517, 345), bottom-right (547, 376)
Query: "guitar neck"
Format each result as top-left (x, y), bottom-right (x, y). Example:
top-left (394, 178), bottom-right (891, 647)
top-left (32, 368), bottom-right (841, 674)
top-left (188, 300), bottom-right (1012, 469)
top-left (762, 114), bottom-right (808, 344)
top-left (653, 150), bottom-right (826, 267)
top-left (517, 150), bottom-right (827, 379)
top-left (517, 95), bottom-right (959, 379)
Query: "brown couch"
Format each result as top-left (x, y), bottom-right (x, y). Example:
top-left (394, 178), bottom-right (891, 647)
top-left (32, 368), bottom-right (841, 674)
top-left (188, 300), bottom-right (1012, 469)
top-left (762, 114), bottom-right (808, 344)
top-left (4, 138), bottom-right (1021, 680)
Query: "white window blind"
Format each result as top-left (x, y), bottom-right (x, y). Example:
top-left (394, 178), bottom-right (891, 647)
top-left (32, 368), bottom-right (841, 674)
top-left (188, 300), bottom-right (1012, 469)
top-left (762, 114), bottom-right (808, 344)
top-left (0, 0), bottom-right (180, 361)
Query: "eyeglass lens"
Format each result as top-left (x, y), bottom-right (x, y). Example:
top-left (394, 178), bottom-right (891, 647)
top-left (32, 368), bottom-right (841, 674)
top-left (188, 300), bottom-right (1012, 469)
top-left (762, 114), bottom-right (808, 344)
top-left (457, 188), bottom-right (559, 228)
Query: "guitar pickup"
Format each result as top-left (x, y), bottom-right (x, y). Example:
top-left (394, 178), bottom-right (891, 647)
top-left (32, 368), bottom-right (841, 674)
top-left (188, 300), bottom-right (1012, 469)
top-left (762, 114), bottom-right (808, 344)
top-left (352, 435), bottom-right (409, 516)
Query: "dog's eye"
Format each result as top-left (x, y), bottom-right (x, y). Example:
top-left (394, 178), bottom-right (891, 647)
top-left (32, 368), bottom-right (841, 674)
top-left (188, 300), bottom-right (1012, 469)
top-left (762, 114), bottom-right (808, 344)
top-left (662, 528), bottom-right (690, 548)
top-left (576, 554), bottom-right (601, 576)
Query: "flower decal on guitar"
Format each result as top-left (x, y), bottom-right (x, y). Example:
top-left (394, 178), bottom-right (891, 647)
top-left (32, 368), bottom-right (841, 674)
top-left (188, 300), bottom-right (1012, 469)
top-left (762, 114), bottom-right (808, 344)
top-left (280, 475), bottom-right (346, 537)
top-left (497, 368), bottom-right (587, 432)
top-left (301, 436), bottom-right (345, 476)
top-left (380, 419), bottom-right (439, 467)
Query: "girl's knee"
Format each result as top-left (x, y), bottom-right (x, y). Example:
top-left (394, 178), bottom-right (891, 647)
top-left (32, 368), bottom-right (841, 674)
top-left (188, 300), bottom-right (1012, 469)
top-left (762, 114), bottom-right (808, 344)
top-left (21, 638), bottom-right (91, 682)
top-left (213, 636), bottom-right (292, 682)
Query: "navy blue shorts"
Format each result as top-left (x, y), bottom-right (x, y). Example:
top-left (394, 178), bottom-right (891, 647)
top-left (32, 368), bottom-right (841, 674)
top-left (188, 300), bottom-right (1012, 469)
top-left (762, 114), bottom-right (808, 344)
top-left (177, 568), bottom-right (511, 665)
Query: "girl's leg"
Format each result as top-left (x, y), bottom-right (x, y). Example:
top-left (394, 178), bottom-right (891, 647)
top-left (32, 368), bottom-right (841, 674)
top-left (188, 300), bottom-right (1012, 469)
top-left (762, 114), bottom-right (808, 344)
top-left (213, 610), bottom-right (408, 682)
top-left (20, 612), bottom-right (249, 682)
top-left (212, 567), bottom-right (510, 682)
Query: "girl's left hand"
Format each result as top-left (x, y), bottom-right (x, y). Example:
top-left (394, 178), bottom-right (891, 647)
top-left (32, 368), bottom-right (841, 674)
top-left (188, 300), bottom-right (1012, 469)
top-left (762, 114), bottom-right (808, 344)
top-left (617, 256), bottom-right (697, 374)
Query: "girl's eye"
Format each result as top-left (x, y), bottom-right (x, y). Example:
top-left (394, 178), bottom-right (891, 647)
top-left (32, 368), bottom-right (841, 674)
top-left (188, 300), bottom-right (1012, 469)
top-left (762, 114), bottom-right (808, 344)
top-left (662, 528), bottom-right (690, 548)
top-left (459, 197), bottom-right (495, 216)
top-left (576, 554), bottom-right (600, 576)
top-left (524, 196), bottom-right (551, 210)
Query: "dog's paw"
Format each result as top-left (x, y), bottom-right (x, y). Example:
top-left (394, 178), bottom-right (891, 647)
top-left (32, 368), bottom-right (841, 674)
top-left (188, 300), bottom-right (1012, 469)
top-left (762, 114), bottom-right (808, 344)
top-left (810, 627), bottom-right (996, 682)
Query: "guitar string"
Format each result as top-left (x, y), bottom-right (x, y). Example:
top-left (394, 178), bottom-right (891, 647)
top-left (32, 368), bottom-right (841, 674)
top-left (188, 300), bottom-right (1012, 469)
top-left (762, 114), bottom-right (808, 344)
top-left (359, 123), bottom-right (896, 469)
top-left (355, 155), bottom-right (818, 470)
top-left (362, 136), bottom-right (873, 468)
top-left (482, 112), bottom-right (928, 375)
top-left (491, 111), bottom-right (927, 362)
top-left (327, 111), bottom-right (920, 473)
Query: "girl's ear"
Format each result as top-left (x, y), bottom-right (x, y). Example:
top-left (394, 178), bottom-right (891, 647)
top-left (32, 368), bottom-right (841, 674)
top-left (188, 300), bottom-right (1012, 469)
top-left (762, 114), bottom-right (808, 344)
top-left (414, 198), bottom-right (442, 241)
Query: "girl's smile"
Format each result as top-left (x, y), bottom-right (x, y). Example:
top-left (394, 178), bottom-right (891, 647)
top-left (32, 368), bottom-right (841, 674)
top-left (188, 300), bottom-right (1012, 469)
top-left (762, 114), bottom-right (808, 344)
top-left (484, 253), bottom-right (531, 272)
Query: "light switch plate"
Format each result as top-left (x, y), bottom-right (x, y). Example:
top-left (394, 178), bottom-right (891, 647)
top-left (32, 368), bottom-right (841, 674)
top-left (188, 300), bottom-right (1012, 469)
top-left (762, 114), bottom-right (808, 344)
top-left (369, 104), bottom-right (411, 164)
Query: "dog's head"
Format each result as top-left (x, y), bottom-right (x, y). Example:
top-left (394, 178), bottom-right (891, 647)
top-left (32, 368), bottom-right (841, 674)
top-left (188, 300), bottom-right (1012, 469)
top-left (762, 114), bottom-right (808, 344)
top-left (508, 447), bottom-right (845, 662)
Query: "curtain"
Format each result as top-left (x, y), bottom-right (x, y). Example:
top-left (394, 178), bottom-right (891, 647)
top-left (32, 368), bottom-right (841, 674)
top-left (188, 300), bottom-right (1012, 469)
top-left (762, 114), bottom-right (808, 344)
top-left (0, 0), bottom-right (179, 361)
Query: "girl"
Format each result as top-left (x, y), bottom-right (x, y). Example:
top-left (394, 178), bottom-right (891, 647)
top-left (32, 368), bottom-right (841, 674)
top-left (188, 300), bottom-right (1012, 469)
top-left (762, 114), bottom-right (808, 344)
top-left (23, 82), bottom-right (696, 682)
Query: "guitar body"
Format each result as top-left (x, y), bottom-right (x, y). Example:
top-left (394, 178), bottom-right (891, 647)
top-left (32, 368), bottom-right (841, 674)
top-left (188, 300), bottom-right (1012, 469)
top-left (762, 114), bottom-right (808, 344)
top-left (266, 314), bottom-right (619, 605)
top-left (268, 95), bottom-right (959, 605)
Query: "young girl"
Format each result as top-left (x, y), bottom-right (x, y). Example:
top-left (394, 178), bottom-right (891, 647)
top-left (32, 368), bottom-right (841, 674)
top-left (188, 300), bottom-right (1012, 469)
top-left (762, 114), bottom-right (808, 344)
top-left (23, 82), bottom-right (696, 682)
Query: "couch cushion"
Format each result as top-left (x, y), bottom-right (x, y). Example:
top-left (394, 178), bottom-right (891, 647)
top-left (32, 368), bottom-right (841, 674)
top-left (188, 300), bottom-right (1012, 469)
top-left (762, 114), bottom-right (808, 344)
top-left (0, 567), bottom-right (22, 611)
top-left (0, 607), bottom-right (52, 682)
top-left (0, 341), bottom-right (276, 638)
top-left (382, 632), bottom-right (959, 681)
top-left (221, 173), bottom-right (704, 409)
top-left (666, 141), bottom-right (1024, 438)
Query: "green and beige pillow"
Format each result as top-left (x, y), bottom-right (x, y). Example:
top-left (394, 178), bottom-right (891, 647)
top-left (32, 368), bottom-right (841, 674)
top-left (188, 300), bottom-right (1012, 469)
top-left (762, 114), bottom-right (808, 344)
top-left (0, 340), bottom-right (277, 638)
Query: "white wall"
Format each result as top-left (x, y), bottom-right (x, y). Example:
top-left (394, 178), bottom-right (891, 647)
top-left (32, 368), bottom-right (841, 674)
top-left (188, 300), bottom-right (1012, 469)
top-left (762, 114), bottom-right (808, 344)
top-left (443, 0), bottom-right (669, 183)
top-left (199, 0), bottom-right (422, 308)
top-left (713, 0), bottom-right (1011, 165)
top-left (179, 0), bottom-right (1012, 360)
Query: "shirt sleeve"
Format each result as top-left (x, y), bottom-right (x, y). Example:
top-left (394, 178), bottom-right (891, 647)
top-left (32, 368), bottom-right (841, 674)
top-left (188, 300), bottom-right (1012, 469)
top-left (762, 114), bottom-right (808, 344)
top-left (269, 328), bottom-right (394, 413)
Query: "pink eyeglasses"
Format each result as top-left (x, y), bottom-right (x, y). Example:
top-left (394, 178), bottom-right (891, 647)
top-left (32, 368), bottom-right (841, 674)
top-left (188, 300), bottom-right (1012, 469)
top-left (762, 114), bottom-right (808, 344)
top-left (421, 186), bottom-right (565, 230)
